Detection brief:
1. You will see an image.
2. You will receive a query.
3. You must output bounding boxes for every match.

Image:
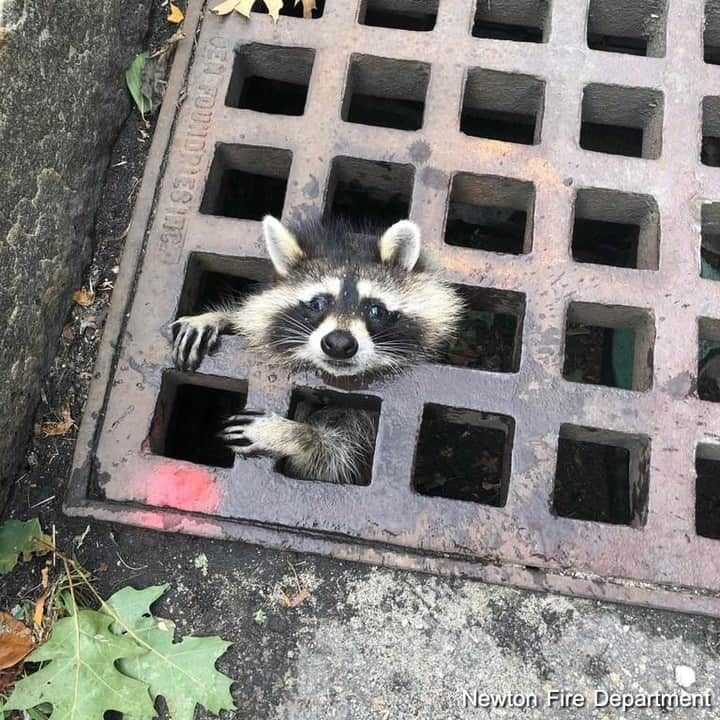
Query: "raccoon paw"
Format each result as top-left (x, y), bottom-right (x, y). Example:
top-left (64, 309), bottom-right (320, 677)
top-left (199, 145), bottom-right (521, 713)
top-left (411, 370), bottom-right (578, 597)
top-left (169, 314), bottom-right (223, 371)
top-left (219, 411), bottom-right (300, 457)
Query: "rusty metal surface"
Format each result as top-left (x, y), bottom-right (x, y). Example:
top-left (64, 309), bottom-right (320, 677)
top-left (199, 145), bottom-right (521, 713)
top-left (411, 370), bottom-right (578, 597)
top-left (67, 0), bottom-right (720, 615)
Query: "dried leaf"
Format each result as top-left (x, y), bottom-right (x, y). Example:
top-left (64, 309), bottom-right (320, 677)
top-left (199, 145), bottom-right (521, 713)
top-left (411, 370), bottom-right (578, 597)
top-left (0, 612), bottom-right (35, 670)
top-left (72, 287), bottom-right (95, 307)
top-left (280, 561), bottom-right (310, 607)
top-left (280, 588), bottom-right (309, 608)
top-left (167, 2), bottom-right (184, 22)
top-left (233, 0), bottom-right (256, 17)
top-left (212, 0), bottom-right (240, 14)
top-left (294, 0), bottom-right (316, 17)
top-left (263, 0), bottom-right (283, 21)
top-left (32, 594), bottom-right (47, 627)
top-left (40, 403), bottom-right (75, 437)
top-left (140, 52), bottom-right (169, 113)
top-left (0, 665), bottom-right (22, 693)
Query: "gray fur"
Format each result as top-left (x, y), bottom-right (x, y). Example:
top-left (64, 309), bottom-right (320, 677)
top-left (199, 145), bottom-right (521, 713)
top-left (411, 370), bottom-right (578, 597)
top-left (169, 216), bottom-right (465, 484)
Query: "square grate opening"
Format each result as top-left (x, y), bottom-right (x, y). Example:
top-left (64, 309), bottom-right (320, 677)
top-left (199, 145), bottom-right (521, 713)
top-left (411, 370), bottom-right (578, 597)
top-left (553, 425), bottom-right (650, 527)
top-left (696, 445), bottom-right (720, 539)
top-left (472, 0), bottom-right (550, 43)
top-left (413, 404), bottom-right (515, 506)
top-left (253, 0), bottom-right (325, 18)
top-left (149, 372), bottom-right (248, 469)
top-left (572, 188), bottom-right (660, 270)
top-left (461, 68), bottom-right (545, 145)
top-left (279, 388), bottom-right (381, 485)
top-left (225, 44), bottom-right (315, 116)
top-left (343, 54), bottom-right (430, 131)
top-left (442, 286), bottom-right (526, 373)
top-left (580, 84), bottom-right (664, 159)
top-left (699, 317), bottom-right (720, 403)
top-left (563, 302), bottom-right (655, 391)
top-left (358, 0), bottom-right (438, 31)
top-left (705, 0), bottom-right (720, 64)
top-left (70, 0), bottom-right (720, 617)
top-left (702, 97), bottom-right (720, 167)
top-left (445, 173), bottom-right (535, 255)
top-left (701, 203), bottom-right (720, 280)
top-left (176, 253), bottom-right (270, 317)
top-left (325, 156), bottom-right (414, 224)
top-left (587, 0), bottom-right (667, 57)
top-left (200, 144), bottom-right (291, 220)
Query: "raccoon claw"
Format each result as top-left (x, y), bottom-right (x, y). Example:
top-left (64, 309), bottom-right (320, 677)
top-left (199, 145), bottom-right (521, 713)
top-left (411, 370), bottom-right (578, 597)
top-left (219, 410), bottom-right (268, 455)
top-left (170, 316), bottom-right (222, 371)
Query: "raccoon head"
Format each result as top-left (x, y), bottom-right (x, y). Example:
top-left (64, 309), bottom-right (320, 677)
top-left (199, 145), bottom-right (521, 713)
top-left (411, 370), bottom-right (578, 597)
top-left (238, 215), bottom-right (464, 378)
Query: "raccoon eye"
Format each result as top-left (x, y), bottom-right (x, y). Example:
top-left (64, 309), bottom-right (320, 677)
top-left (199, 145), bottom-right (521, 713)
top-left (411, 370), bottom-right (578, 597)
top-left (307, 295), bottom-right (329, 313)
top-left (368, 303), bottom-right (388, 321)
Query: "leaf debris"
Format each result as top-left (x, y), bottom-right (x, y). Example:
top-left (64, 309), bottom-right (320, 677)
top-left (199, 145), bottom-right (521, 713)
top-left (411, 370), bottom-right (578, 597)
top-left (72, 286), bottom-right (95, 307)
top-left (167, 2), bottom-right (184, 22)
top-left (0, 612), bottom-right (35, 671)
top-left (39, 402), bottom-right (75, 437)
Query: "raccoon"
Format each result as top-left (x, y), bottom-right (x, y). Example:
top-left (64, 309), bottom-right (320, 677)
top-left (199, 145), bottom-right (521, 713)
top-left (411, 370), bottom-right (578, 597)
top-left (170, 215), bottom-right (464, 484)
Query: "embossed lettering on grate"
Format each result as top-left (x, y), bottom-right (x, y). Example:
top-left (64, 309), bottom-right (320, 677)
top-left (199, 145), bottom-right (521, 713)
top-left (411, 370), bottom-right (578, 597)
top-left (68, 0), bottom-right (720, 616)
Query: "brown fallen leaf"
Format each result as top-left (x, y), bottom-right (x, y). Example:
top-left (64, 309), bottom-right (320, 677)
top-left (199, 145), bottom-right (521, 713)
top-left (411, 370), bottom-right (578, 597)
top-left (73, 287), bottom-right (95, 307)
top-left (40, 403), bottom-right (75, 437)
top-left (0, 665), bottom-right (22, 693)
top-left (294, 0), bottom-right (315, 17)
top-left (33, 593), bottom-right (48, 627)
top-left (62, 323), bottom-right (76, 341)
top-left (263, 0), bottom-right (283, 21)
top-left (0, 612), bottom-right (35, 670)
top-left (280, 560), bottom-right (310, 608)
top-left (167, 2), bottom-right (184, 22)
top-left (280, 587), bottom-right (309, 608)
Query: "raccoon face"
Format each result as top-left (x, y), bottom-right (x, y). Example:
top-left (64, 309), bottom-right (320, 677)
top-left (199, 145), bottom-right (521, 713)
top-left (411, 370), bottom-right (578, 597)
top-left (237, 216), bottom-right (464, 378)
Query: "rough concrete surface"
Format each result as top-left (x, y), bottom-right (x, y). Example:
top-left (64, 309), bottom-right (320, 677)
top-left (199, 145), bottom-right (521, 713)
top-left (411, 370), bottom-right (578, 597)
top-left (0, 0), bottom-right (152, 497)
top-left (4, 519), bottom-right (720, 720)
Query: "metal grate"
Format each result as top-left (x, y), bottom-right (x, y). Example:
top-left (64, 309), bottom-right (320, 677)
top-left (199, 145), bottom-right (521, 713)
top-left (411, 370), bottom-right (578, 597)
top-left (68, 0), bottom-right (720, 616)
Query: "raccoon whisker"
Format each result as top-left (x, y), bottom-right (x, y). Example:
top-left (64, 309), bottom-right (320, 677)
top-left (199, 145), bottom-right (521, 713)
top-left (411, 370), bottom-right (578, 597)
top-left (275, 311), bottom-right (315, 333)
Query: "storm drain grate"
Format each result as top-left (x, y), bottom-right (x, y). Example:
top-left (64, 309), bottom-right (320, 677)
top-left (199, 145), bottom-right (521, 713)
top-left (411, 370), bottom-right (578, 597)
top-left (68, 0), bottom-right (720, 616)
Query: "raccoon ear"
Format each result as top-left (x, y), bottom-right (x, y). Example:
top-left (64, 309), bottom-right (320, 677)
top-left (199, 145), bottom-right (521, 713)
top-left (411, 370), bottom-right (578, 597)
top-left (263, 216), bottom-right (304, 276)
top-left (379, 220), bottom-right (422, 271)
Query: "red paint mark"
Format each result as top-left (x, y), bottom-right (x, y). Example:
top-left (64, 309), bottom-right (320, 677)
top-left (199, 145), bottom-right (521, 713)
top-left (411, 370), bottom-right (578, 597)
top-left (134, 511), bottom-right (166, 530)
top-left (145, 461), bottom-right (221, 513)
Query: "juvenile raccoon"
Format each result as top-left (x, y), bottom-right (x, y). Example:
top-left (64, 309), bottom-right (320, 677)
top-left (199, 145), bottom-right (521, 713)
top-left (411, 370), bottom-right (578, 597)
top-left (170, 215), bottom-right (464, 483)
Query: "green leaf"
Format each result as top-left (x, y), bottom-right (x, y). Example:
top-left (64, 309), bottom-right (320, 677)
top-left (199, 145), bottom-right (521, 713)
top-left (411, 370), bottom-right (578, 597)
top-left (107, 585), bottom-right (235, 720)
top-left (126, 51), bottom-right (151, 116)
top-left (0, 518), bottom-right (50, 574)
top-left (0, 609), bottom-right (154, 720)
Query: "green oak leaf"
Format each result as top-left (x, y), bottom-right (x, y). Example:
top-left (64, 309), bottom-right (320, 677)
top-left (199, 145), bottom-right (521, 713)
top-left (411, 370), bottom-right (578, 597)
top-left (0, 518), bottom-right (50, 574)
top-left (107, 585), bottom-right (235, 720)
top-left (0, 608), bottom-right (154, 720)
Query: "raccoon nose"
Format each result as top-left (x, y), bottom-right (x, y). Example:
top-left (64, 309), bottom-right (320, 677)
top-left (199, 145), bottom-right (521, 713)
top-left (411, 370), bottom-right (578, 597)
top-left (321, 330), bottom-right (358, 359)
